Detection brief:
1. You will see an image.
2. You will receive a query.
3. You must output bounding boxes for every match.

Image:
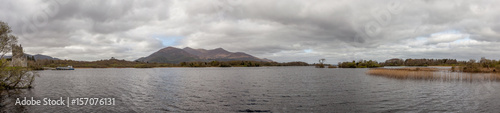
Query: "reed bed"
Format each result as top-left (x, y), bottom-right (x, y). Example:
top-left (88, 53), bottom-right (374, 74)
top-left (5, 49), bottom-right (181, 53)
top-left (367, 68), bottom-right (500, 81)
top-left (367, 68), bottom-right (437, 80)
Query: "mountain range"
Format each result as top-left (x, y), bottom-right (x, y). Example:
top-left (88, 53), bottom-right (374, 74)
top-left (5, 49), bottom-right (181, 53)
top-left (4, 54), bottom-right (60, 60)
top-left (29, 54), bottom-right (61, 60)
top-left (136, 47), bottom-right (272, 63)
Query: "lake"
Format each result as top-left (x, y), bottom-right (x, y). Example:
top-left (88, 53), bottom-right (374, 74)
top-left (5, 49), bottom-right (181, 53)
top-left (1, 67), bottom-right (500, 112)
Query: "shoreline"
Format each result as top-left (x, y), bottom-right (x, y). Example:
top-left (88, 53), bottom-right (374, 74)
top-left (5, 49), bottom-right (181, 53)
top-left (42, 65), bottom-right (313, 69)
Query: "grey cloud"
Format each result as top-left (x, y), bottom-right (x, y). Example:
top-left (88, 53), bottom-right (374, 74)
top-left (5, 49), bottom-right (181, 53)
top-left (2, 0), bottom-right (500, 63)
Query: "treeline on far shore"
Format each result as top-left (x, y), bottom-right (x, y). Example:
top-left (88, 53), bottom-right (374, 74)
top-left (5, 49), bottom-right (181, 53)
top-left (338, 57), bottom-right (500, 73)
top-left (338, 58), bottom-right (463, 68)
top-left (27, 59), bottom-right (310, 69)
top-left (338, 60), bottom-right (381, 68)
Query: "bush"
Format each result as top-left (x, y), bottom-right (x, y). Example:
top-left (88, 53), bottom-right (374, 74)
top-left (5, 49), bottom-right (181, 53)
top-left (134, 64), bottom-right (153, 68)
top-left (219, 62), bottom-right (231, 67)
top-left (0, 61), bottom-right (38, 89)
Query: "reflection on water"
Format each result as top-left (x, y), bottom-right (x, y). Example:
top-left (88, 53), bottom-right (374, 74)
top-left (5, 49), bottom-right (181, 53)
top-left (434, 71), bottom-right (500, 81)
top-left (1, 67), bottom-right (500, 112)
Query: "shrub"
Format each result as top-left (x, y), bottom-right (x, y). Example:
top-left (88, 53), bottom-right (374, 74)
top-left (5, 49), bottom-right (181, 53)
top-left (0, 61), bottom-right (38, 89)
top-left (134, 64), bottom-right (153, 68)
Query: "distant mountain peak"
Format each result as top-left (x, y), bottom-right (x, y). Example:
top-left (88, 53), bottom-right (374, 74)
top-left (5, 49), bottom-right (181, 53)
top-left (213, 47), bottom-right (227, 51)
top-left (136, 47), bottom-right (273, 63)
top-left (214, 47), bottom-right (223, 50)
top-left (164, 46), bottom-right (178, 49)
top-left (159, 46), bottom-right (181, 52)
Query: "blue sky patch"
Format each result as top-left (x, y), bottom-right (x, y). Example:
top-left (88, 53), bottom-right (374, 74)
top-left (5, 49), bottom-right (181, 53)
top-left (153, 35), bottom-right (183, 47)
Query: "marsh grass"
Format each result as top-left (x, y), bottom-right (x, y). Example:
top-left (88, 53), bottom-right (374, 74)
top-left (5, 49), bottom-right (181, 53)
top-left (367, 68), bottom-right (437, 80)
top-left (367, 68), bottom-right (500, 81)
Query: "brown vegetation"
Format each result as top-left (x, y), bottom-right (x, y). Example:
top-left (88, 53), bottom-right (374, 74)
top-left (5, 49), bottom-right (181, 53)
top-left (367, 67), bottom-right (500, 81)
top-left (367, 68), bottom-right (438, 80)
top-left (451, 57), bottom-right (500, 73)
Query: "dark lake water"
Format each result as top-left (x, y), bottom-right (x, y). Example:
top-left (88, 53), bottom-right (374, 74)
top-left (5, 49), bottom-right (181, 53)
top-left (1, 67), bottom-right (500, 112)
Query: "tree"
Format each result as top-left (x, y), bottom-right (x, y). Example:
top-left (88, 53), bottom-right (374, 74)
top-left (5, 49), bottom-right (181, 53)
top-left (0, 21), bottom-right (37, 89)
top-left (316, 58), bottom-right (325, 68)
top-left (385, 58), bottom-right (404, 66)
top-left (319, 59), bottom-right (325, 64)
top-left (0, 21), bottom-right (18, 59)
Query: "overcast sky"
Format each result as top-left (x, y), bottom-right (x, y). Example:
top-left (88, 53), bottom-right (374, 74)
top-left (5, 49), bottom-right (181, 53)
top-left (1, 0), bottom-right (499, 64)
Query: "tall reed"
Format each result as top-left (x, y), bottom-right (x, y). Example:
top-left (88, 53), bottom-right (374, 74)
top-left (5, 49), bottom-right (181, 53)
top-left (367, 68), bottom-right (437, 80)
top-left (367, 68), bottom-right (500, 81)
